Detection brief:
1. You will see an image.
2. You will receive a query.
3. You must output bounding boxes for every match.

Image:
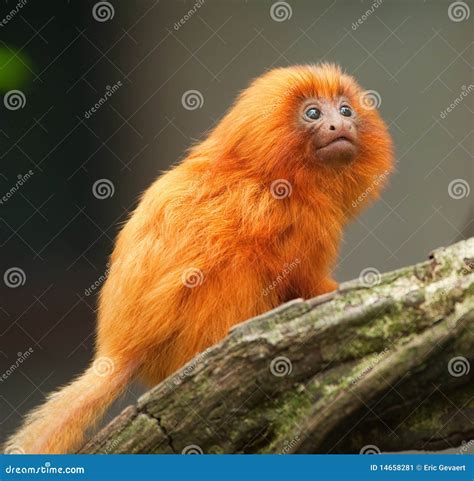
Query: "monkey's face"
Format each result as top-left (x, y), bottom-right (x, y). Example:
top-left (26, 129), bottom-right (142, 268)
top-left (212, 64), bottom-right (392, 179)
top-left (300, 97), bottom-right (359, 164)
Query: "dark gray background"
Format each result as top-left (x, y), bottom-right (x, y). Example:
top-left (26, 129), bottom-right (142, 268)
top-left (0, 0), bottom-right (472, 452)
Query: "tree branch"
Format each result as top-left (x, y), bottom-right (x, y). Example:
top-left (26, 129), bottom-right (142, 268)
top-left (80, 238), bottom-right (474, 454)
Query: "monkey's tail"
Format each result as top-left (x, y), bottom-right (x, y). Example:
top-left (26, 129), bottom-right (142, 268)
top-left (4, 356), bottom-right (135, 454)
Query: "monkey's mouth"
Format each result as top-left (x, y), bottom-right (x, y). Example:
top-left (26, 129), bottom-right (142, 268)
top-left (319, 136), bottom-right (353, 149)
top-left (316, 136), bottom-right (357, 162)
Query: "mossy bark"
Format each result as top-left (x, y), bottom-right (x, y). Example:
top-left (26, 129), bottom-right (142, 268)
top-left (80, 238), bottom-right (474, 454)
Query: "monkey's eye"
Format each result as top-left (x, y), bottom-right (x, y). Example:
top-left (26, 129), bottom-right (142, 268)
top-left (305, 107), bottom-right (321, 120)
top-left (340, 105), bottom-right (353, 117)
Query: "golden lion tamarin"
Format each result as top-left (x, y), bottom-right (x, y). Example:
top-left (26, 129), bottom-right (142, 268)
top-left (5, 64), bottom-right (393, 454)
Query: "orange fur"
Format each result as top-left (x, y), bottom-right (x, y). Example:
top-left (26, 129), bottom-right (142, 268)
top-left (5, 64), bottom-right (393, 454)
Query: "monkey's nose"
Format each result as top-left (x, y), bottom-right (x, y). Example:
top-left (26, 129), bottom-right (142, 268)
top-left (329, 125), bottom-right (336, 131)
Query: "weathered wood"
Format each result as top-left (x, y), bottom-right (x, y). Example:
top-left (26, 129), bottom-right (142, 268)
top-left (80, 238), bottom-right (474, 454)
